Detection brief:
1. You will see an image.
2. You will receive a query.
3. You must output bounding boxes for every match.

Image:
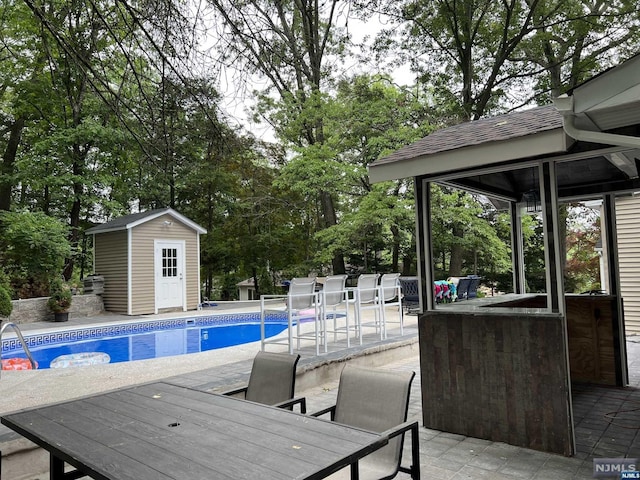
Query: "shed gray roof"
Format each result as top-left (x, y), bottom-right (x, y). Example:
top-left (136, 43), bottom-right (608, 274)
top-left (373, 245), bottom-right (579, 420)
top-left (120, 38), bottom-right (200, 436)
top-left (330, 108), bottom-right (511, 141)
top-left (85, 208), bottom-right (207, 235)
top-left (372, 105), bottom-right (562, 168)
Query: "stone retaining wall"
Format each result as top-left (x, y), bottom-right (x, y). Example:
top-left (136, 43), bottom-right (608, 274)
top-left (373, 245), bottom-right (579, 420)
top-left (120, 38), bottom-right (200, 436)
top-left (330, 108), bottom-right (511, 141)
top-left (7, 295), bottom-right (104, 324)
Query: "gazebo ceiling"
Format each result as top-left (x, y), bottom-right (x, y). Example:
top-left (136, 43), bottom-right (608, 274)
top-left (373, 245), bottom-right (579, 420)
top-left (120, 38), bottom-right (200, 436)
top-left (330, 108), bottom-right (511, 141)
top-left (369, 54), bottom-right (640, 204)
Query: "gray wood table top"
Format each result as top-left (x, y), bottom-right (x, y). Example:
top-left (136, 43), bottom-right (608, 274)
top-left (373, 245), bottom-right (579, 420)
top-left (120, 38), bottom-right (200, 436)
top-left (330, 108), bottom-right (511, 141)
top-left (2, 381), bottom-right (387, 480)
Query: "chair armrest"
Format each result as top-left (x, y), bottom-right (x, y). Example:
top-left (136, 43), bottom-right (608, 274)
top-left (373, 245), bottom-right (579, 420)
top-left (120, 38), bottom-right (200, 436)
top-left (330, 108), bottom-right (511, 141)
top-left (380, 419), bottom-right (418, 439)
top-left (381, 420), bottom-right (420, 480)
top-left (272, 396), bottom-right (307, 413)
top-left (309, 404), bottom-right (336, 420)
top-left (220, 386), bottom-right (248, 397)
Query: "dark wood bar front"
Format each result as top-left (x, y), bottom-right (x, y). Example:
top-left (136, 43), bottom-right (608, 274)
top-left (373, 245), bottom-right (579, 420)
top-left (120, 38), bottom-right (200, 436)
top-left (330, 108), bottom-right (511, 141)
top-left (488, 295), bottom-right (623, 386)
top-left (419, 308), bottom-right (573, 456)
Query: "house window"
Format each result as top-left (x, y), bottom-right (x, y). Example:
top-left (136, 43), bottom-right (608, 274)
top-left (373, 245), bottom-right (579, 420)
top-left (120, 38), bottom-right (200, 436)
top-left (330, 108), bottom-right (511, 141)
top-left (162, 248), bottom-right (178, 278)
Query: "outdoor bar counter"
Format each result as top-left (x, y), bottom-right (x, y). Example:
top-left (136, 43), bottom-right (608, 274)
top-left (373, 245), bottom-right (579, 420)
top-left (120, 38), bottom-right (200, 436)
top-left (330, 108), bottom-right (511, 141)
top-left (418, 293), bottom-right (624, 456)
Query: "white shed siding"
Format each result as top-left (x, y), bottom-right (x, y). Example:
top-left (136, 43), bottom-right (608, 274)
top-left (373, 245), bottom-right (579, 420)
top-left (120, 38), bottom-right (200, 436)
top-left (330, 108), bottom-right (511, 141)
top-left (616, 195), bottom-right (640, 335)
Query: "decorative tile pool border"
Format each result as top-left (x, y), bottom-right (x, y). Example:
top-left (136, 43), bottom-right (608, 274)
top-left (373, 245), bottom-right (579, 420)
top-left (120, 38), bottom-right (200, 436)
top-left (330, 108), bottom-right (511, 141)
top-left (2, 312), bottom-right (289, 354)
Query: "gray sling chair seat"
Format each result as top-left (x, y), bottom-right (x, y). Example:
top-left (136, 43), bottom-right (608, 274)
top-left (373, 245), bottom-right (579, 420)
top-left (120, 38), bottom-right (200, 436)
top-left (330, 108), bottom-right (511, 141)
top-left (222, 351), bottom-right (306, 413)
top-left (311, 365), bottom-right (420, 480)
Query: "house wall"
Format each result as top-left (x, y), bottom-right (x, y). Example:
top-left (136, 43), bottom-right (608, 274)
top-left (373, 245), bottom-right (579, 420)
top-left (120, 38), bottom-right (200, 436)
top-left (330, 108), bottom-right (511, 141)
top-left (94, 231), bottom-right (129, 314)
top-left (130, 214), bottom-right (200, 314)
top-left (616, 195), bottom-right (640, 335)
top-left (238, 285), bottom-right (257, 301)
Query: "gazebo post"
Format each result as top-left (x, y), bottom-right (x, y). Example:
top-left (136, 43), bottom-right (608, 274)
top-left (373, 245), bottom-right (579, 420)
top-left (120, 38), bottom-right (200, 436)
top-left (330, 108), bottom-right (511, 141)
top-left (509, 201), bottom-right (526, 294)
top-left (415, 178), bottom-right (434, 312)
top-left (603, 194), bottom-right (629, 385)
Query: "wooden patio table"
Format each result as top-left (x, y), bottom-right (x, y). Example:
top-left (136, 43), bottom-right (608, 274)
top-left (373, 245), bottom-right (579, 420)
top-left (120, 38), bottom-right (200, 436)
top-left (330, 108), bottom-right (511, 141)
top-left (2, 381), bottom-right (388, 480)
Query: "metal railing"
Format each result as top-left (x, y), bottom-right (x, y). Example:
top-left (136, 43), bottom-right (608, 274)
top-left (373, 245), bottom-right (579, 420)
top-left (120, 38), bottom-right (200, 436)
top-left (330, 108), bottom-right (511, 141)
top-left (0, 322), bottom-right (37, 376)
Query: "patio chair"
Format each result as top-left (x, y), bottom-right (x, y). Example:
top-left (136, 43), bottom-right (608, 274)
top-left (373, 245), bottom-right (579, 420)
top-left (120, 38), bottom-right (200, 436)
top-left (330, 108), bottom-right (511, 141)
top-left (310, 364), bottom-right (420, 480)
top-left (260, 277), bottom-right (320, 354)
top-left (379, 273), bottom-right (403, 336)
top-left (466, 275), bottom-right (481, 299)
top-left (399, 277), bottom-right (419, 314)
top-left (455, 277), bottom-right (471, 300)
top-left (222, 351), bottom-right (306, 413)
top-left (320, 274), bottom-right (351, 349)
top-left (352, 273), bottom-right (383, 343)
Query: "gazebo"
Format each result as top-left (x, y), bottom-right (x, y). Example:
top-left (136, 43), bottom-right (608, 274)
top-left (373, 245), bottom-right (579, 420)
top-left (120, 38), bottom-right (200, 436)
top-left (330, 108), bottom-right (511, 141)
top-left (368, 55), bottom-right (640, 455)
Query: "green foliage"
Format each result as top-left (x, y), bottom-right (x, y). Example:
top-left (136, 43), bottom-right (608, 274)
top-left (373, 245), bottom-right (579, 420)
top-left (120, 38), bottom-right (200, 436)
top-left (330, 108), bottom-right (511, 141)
top-left (0, 211), bottom-right (71, 298)
top-left (522, 213), bottom-right (546, 293)
top-left (430, 185), bottom-right (512, 281)
top-left (364, 0), bottom-right (640, 118)
top-left (1, 0), bottom-right (637, 294)
top-left (0, 284), bottom-right (12, 317)
top-left (47, 277), bottom-right (72, 313)
top-left (564, 204), bottom-right (601, 293)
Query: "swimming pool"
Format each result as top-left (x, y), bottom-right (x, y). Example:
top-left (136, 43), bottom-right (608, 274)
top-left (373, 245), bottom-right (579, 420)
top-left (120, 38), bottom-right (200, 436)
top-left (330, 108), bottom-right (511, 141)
top-left (1, 313), bottom-right (289, 370)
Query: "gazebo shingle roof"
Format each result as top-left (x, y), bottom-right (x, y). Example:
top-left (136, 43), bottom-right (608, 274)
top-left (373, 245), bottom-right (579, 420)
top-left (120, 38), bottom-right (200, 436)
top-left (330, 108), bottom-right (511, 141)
top-left (373, 105), bottom-right (563, 166)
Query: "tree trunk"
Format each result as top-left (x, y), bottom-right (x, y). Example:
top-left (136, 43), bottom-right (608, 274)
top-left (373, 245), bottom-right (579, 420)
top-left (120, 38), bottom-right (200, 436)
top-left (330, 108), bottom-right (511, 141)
top-left (391, 225), bottom-right (400, 272)
top-left (63, 143), bottom-right (86, 281)
top-left (321, 190), bottom-right (345, 273)
top-left (252, 266), bottom-right (260, 298)
top-left (449, 225), bottom-right (464, 276)
top-left (0, 116), bottom-right (26, 211)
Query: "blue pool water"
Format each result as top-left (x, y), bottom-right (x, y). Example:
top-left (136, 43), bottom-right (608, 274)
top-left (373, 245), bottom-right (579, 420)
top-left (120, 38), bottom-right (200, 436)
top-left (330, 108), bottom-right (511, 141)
top-left (1, 313), bottom-right (288, 370)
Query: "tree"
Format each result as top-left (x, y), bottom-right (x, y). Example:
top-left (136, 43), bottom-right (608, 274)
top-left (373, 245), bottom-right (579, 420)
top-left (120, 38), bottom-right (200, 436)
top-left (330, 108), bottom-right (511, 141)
top-left (359, 0), bottom-right (640, 119)
top-left (0, 211), bottom-right (70, 298)
top-left (564, 203), bottom-right (601, 293)
top-left (205, 0), bottom-right (352, 273)
top-left (430, 185), bottom-right (510, 280)
top-left (0, 0), bottom-right (50, 211)
top-left (295, 74), bottom-right (433, 273)
top-left (518, 0), bottom-right (640, 101)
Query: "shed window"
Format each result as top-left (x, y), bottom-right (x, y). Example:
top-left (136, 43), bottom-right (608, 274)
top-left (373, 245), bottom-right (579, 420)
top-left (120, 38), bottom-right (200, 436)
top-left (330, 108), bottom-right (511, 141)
top-left (162, 248), bottom-right (178, 277)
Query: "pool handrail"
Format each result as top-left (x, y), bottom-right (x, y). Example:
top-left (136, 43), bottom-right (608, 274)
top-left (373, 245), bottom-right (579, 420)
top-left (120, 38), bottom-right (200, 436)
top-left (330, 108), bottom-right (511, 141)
top-left (0, 321), bottom-right (37, 375)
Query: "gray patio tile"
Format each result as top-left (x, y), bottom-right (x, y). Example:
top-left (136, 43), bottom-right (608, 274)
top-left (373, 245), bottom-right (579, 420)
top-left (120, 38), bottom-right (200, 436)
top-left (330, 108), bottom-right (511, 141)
top-left (439, 444), bottom-right (485, 465)
top-left (498, 452), bottom-right (548, 479)
top-left (531, 456), bottom-right (583, 479)
top-left (480, 442), bottom-right (522, 461)
top-left (438, 431), bottom-right (470, 442)
top-left (419, 463), bottom-right (458, 479)
top-left (467, 452), bottom-right (508, 471)
top-left (453, 465), bottom-right (516, 479)
top-left (460, 437), bottom-right (493, 448)
top-left (421, 440), bottom-right (456, 458)
top-left (429, 455), bottom-right (467, 473)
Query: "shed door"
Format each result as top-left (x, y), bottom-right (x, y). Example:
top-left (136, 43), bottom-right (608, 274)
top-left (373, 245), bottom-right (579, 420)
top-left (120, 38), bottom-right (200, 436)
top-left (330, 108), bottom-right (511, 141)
top-left (155, 240), bottom-right (185, 310)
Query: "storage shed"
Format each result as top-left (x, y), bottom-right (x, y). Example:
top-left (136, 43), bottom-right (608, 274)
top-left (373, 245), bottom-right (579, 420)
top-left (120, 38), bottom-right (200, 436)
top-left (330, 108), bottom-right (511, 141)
top-left (236, 278), bottom-right (258, 301)
top-left (85, 208), bottom-right (207, 315)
